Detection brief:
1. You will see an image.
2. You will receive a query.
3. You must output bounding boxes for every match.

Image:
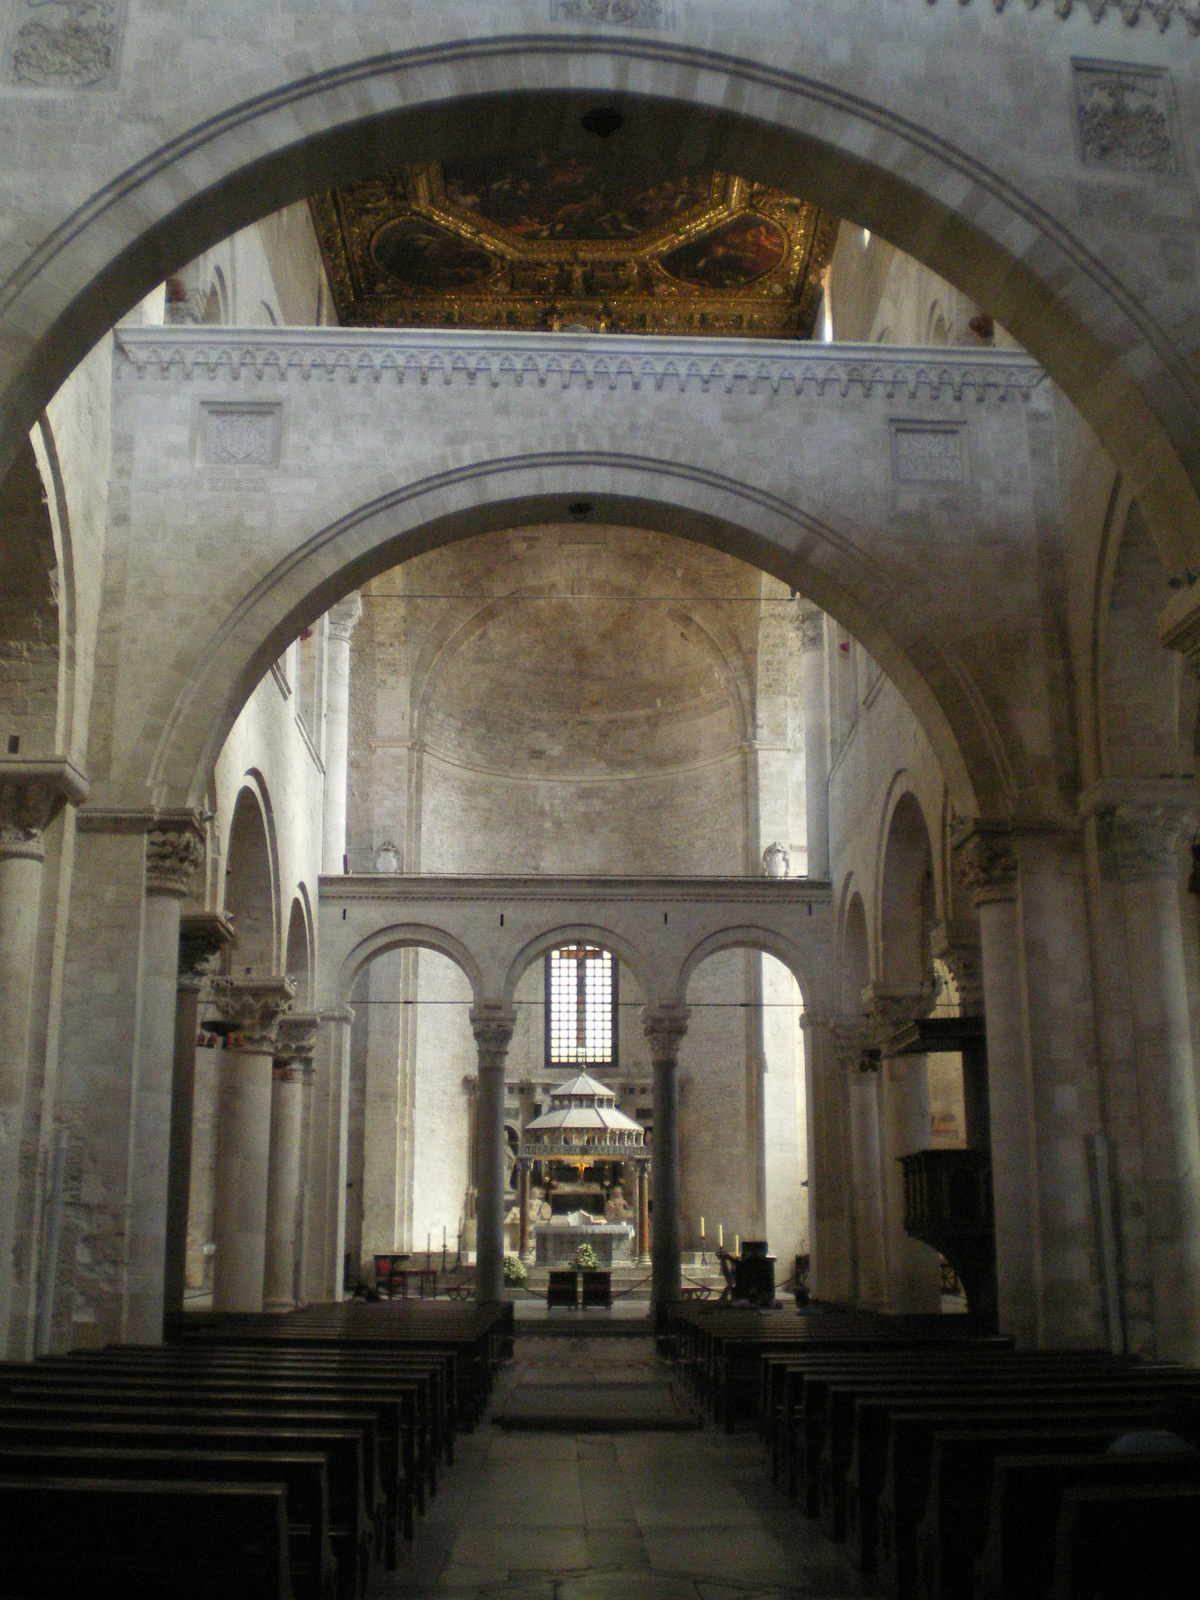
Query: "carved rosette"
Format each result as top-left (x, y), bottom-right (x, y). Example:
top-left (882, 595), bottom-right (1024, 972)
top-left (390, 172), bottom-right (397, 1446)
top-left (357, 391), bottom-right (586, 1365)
top-left (1082, 781), bottom-right (1200, 885)
top-left (327, 592), bottom-right (363, 645)
top-left (177, 911), bottom-right (235, 992)
top-left (145, 819), bottom-right (205, 898)
top-left (642, 1008), bottom-right (690, 1067)
top-left (954, 822), bottom-right (1019, 907)
top-left (209, 976), bottom-right (296, 1053)
top-left (0, 761), bottom-right (88, 864)
top-left (470, 1008), bottom-right (517, 1073)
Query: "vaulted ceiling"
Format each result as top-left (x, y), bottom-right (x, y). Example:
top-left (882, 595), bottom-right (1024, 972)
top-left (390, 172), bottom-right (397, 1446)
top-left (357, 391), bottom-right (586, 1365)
top-left (311, 149), bottom-right (837, 339)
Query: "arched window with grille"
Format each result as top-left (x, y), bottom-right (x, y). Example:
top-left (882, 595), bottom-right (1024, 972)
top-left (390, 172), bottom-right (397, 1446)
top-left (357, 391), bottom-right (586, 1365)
top-left (545, 945), bottom-right (618, 1070)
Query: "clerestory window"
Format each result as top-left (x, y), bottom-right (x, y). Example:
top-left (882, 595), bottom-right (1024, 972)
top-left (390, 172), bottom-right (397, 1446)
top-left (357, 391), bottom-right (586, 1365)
top-left (545, 945), bottom-right (618, 1069)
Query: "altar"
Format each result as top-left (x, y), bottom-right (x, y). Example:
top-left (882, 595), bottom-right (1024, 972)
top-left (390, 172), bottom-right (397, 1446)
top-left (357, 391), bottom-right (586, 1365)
top-left (534, 1211), bottom-right (636, 1267)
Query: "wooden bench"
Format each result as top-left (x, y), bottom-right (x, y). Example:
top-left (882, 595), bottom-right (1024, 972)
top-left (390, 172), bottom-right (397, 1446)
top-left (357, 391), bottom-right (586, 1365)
top-left (975, 1452), bottom-right (1200, 1600)
top-left (0, 1476), bottom-right (293, 1599)
top-left (1049, 1483), bottom-right (1200, 1600)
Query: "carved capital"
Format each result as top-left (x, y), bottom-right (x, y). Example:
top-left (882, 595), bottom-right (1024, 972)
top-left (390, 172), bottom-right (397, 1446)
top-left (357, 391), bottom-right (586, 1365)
top-left (862, 985), bottom-right (931, 1052)
top-left (828, 1016), bottom-right (872, 1073)
top-left (1082, 779), bottom-right (1200, 884)
top-left (209, 975), bottom-right (296, 1053)
top-left (953, 820), bottom-right (1019, 906)
top-left (470, 1006), bottom-right (517, 1072)
top-left (930, 922), bottom-right (984, 1016)
top-left (145, 814), bottom-right (206, 898)
top-left (0, 758), bottom-right (88, 863)
top-left (327, 592), bottom-right (363, 644)
top-left (796, 607), bottom-right (825, 653)
top-left (178, 910), bottom-right (235, 990)
top-left (642, 1007), bottom-right (690, 1066)
top-left (274, 1010), bottom-right (322, 1076)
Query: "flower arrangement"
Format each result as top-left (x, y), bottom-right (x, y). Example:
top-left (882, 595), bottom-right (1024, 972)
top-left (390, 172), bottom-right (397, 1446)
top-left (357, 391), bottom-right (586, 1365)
top-left (503, 1254), bottom-right (527, 1287)
top-left (574, 1243), bottom-right (600, 1271)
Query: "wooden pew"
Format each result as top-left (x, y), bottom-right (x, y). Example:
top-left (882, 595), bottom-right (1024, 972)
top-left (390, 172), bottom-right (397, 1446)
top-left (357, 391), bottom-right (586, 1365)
top-left (1048, 1483), bottom-right (1200, 1600)
top-left (0, 1446), bottom-right (335, 1600)
top-left (975, 1452), bottom-right (1200, 1600)
top-left (0, 1477), bottom-right (293, 1600)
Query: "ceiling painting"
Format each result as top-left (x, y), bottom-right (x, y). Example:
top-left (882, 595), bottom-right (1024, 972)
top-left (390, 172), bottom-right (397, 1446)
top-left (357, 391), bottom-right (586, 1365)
top-left (311, 150), bottom-right (837, 339)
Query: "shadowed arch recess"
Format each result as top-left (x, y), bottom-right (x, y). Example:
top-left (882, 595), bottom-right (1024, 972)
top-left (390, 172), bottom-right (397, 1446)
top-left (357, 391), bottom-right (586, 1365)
top-left (337, 924), bottom-right (484, 1012)
top-left (676, 925), bottom-right (815, 1012)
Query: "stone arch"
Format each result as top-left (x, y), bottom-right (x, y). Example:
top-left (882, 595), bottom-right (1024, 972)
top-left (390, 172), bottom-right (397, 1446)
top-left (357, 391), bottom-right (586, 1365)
top-left (877, 785), bottom-right (936, 995)
top-left (840, 888), bottom-right (871, 1016)
top-left (222, 778), bottom-right (279, 976)
top-left (2, 45), bottom-right (1196, 562)
top-left (151, 456), bottom-right (990, 824)
top-left (284, 891), bottom-right (313, 1003)
top-left (1100, 500), bottom-right (1194, 780)
top-left (0, 437), bottom-right (62, 761)
top-left (337, 923), bottom-right (484, 1013)
top-left (503, 925), bottom-right (659, 1015)
top-left (675, 925), bottom-right (813, 1011)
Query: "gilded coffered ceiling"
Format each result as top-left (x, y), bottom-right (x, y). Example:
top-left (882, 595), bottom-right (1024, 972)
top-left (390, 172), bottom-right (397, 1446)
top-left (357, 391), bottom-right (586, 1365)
top-left (310, 149), bottom-right (838, 339)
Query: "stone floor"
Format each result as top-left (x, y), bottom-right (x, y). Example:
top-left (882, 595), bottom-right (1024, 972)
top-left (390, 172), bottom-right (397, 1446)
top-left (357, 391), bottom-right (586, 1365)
top-left (387, 1335), bottom-right (867, 1599)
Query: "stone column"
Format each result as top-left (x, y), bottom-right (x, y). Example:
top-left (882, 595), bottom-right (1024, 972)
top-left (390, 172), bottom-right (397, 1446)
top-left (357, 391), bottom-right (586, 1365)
top-left (955, 822), bottom-right (1040, 1347)
top-left (831, 1017), bottom-right (886, 1310)
top-left (0, 760), bottom-right (86, 1348)
top-left (126, 819), bottom-right (207, 1341)
top-left (931, 923), bottom-right (990, 1148)
top-left (866, 987), bottom-right (941, 1314)
top-left (637, 1162), bottom-right (651, 1265)
top-left (163, 911), bottom-right (233, 1325)
top-left (799, 1011), bottom-right (853, 1302)
top-left (210, 977), bottom-right (295, 1312)
top-left (797, 609), bottom-right (829, 879)
top-left (1086, 781), bottom-right (1200, 1363)
top-left (644, 1008), bottom-right (689, 1330)
top-left (471, 1008), bottom-right (515, 1304)
top-left (517, 1160), bottom-right (530, 1261)
top-left (264, 1012), bottom-right (321, 1312)
top-left (299, 1006), bottom-right (355, 1304)
top-left (322, 593), bottom-right (362, 875)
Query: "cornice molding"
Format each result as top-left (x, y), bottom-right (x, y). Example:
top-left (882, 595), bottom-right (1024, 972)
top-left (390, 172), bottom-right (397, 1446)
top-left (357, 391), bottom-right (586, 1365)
top-left (318, 872), bottom-right (832, 905)
top-left (114, 328), bottom-right (1046, 405)
top-left (958, 0), bottom-right (1197, 30)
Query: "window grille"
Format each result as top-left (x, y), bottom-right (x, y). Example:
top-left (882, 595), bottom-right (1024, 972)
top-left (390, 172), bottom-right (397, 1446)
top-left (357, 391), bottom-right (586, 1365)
top-left (545, 946), bottom-right (618, 1068)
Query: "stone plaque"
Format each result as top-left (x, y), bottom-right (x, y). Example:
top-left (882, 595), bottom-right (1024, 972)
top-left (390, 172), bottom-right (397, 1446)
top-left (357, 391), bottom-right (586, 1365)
top-left (8, 0), bottom-right (123, 88)
top-left (1073, 61), bottom-right (1174, 175)
top-left (201, 403), bottom-right (282, 468)
top-left (892, 424), bottom-right (963, 486)
top-left (549, 0), bottom-right (672, 25)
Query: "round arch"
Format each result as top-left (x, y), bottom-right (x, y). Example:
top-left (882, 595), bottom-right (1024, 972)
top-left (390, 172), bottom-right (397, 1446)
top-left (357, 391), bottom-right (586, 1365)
top-left (336, 923), bottom-right (484, 1012)
top-left (838, 885), bottom-right (871, 1016)
top-left (876, 785), bottom-right (936, 994)
top-left (675, 925), bottom-right (815, 1011)
top-left (2, 47), bottom-right (1197, 561)
top-left (223, 777), bottom-right (279, 976)
top-left (149, 456), bottom-right (993, 821)
top-left (284, 888), bottom-right (315, 1003)
top-left (503, 925), bottom-right (661, 1015)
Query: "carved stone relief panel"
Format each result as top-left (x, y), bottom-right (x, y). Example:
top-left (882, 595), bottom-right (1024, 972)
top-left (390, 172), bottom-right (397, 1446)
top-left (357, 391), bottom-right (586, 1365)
top-left (201, 402), bottom-right (282, 468)
top-left (1073, 61), bottom-right (1175, 176)
top-left (7, 0), bottom-right (123, 88)
top-left (891, 422), bottom-right (964, 486)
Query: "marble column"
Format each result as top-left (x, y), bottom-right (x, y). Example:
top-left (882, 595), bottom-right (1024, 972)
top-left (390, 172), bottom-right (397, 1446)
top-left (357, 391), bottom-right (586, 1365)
top-left (799, 1012), bottom-right (853, 1302)
top-left (637, 1162), bottom-right (651, 1265)
top-left (126, 819), bottom-right (207, 1342)
top-left (1086, 780), bottom-right (1200, 1363)
top-left (264, 1011), bottom-right (321, 1312)
top-left (797, 609), bottom-right (830, 879)
top-left (517, 1160), bottom-right (530, 1262)
top-left (210, 977), bottom-right (295, 1312)
top-left (471, 1008), bottom-right (515, 1304)
top-left (955, 823), bottom-right (1040, 1347)
top-left (163, 911), bottom-right (233, 1325)
top-left (299, 1006), bottom-right (354, 1304)
top-left (322, 593), bottom-right (362, 875)
top-left (0, 759), bottom-right (86, 1349)
top-left (644, 1008), bottom-right (689, 1330)
top-left (866, 988), bottom-right (941, 1314)
top-left (831, 1017), bottom-right (886, 1309)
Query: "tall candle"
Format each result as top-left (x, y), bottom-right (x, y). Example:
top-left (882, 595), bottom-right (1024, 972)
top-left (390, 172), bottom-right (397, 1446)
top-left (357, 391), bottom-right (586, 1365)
top-left (718, 1224), bottom-right (723, 1248)
top-left (735, 1234), bottom-right (740, 1256)
top-left (700, 1216), bottom-right (705, 1239)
